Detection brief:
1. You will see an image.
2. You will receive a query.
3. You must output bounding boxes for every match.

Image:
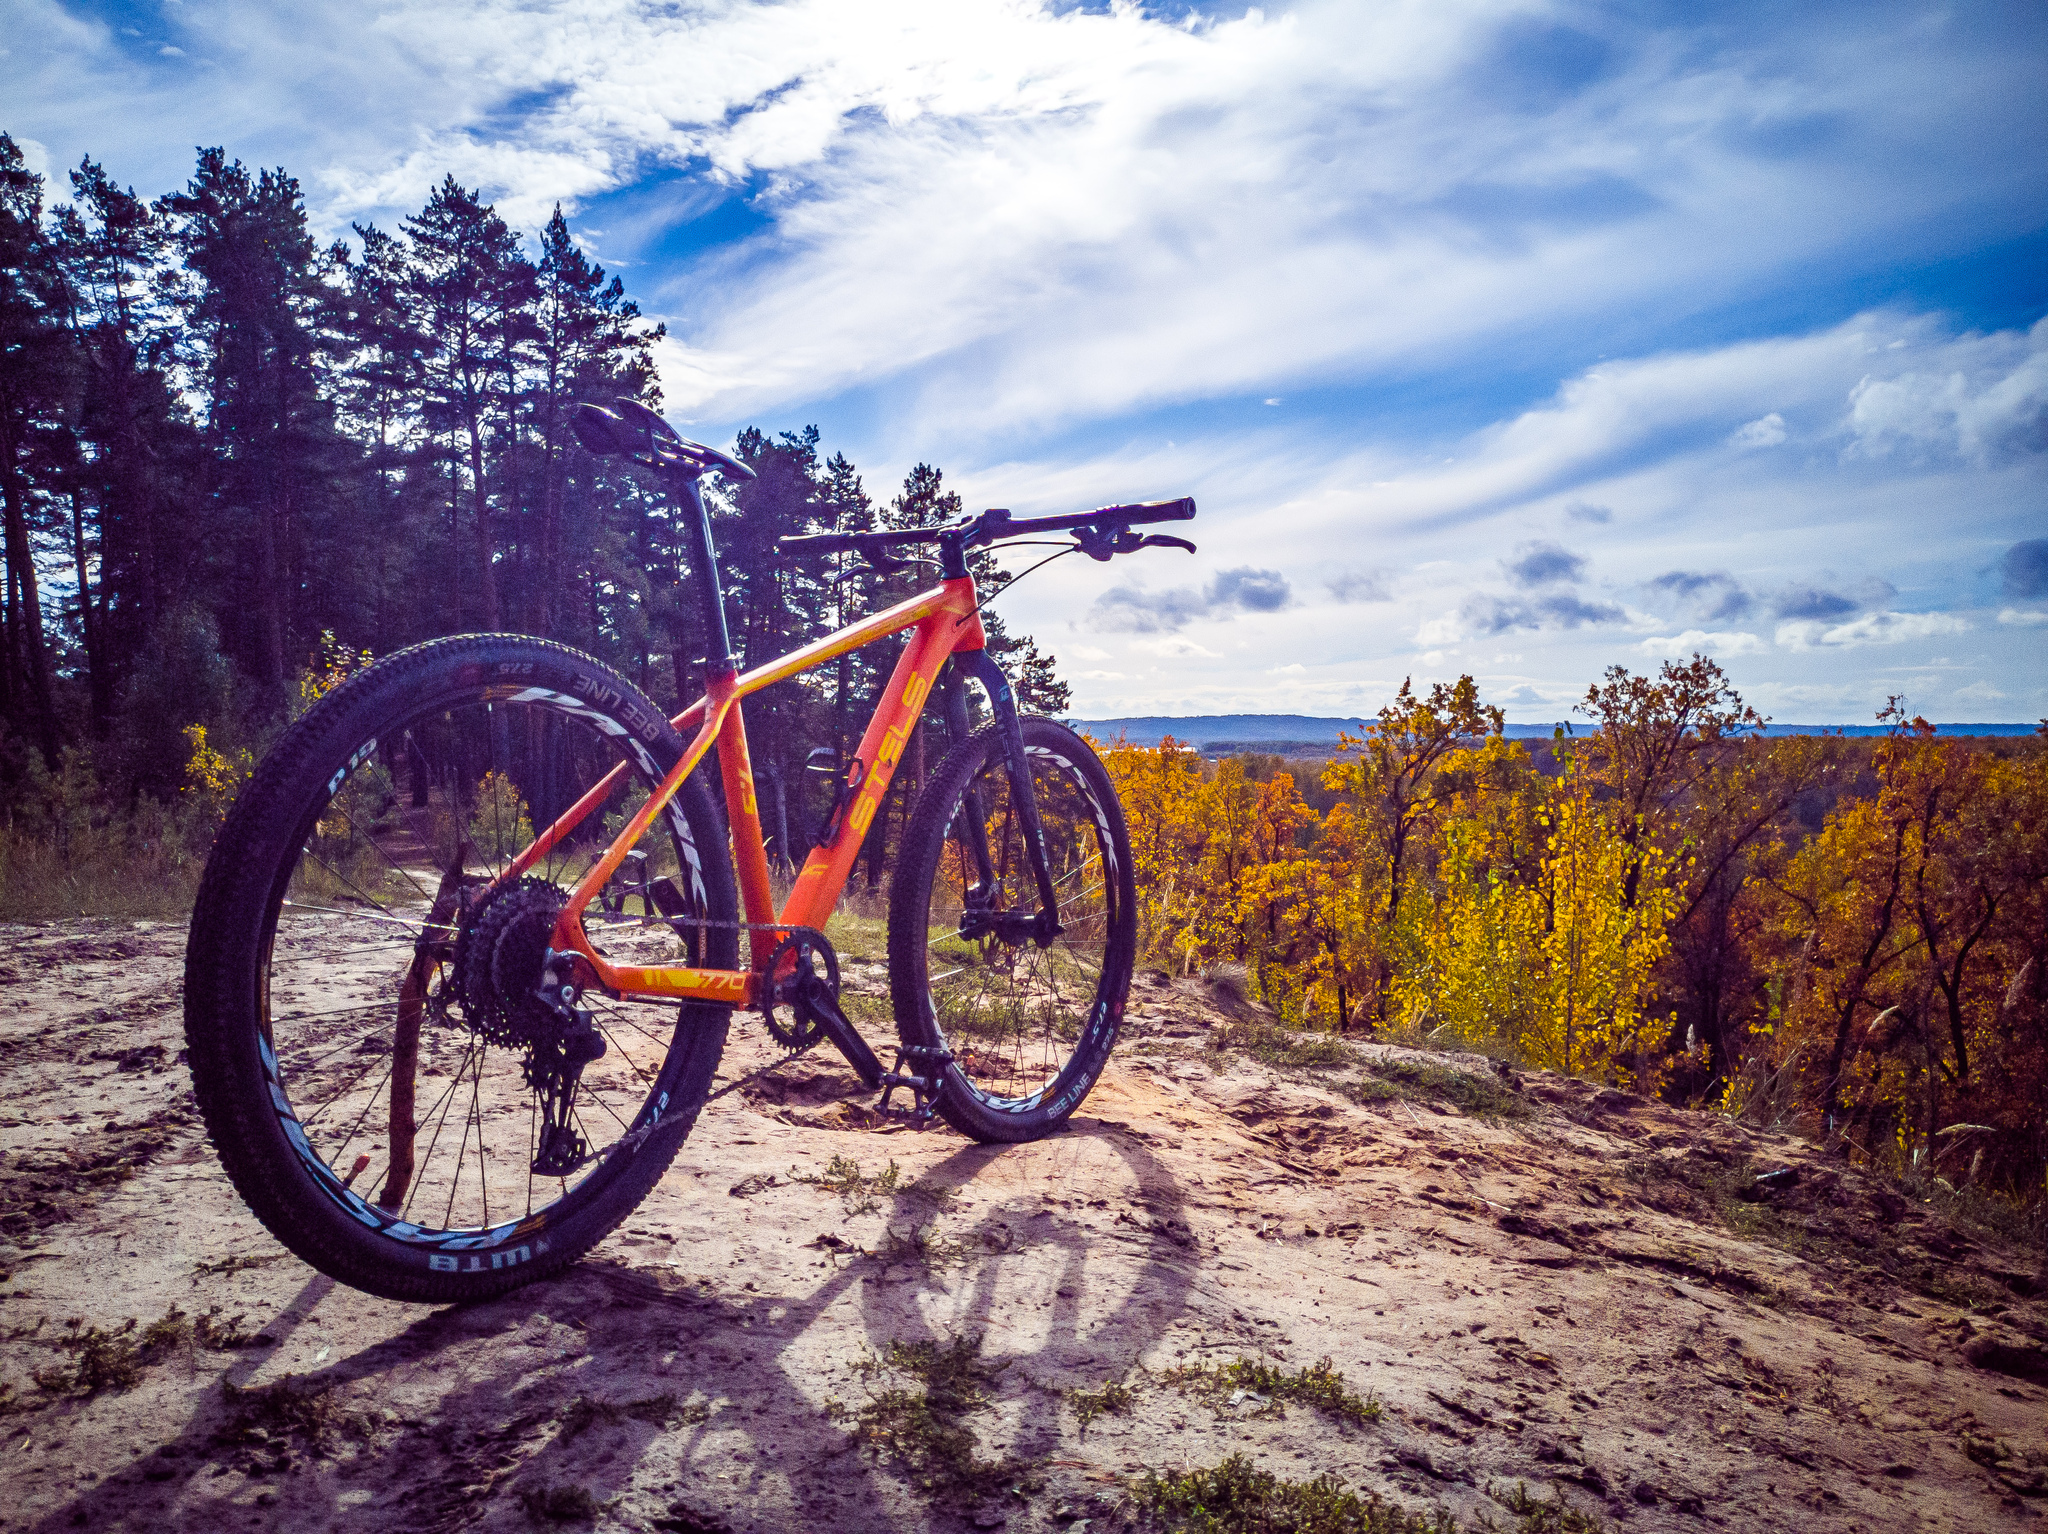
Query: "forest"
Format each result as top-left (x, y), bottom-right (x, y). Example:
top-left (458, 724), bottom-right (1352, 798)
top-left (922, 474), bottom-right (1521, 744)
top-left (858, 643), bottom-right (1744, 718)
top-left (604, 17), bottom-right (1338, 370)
top-left (1102, 668), bottom-right (2047, 1209)
top-left (0, 132), bottom-right (1063, 906)
top-left (2, 133), bottom-right (2043, 1211)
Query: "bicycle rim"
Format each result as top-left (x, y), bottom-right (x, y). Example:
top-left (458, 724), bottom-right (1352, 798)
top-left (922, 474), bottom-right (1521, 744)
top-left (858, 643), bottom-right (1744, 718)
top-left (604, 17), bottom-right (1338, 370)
top-left (905, 725), bottom-right (1130, 1120)
top-left (248, 676), bottom-right (721, 1248)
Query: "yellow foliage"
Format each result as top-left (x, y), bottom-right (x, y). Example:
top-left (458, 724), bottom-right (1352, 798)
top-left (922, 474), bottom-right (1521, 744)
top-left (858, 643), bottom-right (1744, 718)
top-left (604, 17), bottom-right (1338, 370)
top-left (293, 631), bottom-right (374, 720)
top-left (181, 724), bottom-right (254, 823)
top-left (466, 771), bottom-right (535, 863)
top-left (1523, 778), bottom-right (1681, 1087)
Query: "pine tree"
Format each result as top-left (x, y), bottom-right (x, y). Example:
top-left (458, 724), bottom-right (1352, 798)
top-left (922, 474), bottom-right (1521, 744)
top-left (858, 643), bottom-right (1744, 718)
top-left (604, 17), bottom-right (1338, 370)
top-left (0, 135), bottom-right (71, 768)
top-left (404, 177), bottom-right (537, 632)
top-left (165, 150), bottom-right (345, 706)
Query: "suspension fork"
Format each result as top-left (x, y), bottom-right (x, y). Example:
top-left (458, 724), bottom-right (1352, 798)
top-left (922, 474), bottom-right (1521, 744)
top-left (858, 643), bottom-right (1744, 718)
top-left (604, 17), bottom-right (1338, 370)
top-left (953, 650), bottom-right (1062, 939)
top-left (940, 660), bottom-right (998, 901)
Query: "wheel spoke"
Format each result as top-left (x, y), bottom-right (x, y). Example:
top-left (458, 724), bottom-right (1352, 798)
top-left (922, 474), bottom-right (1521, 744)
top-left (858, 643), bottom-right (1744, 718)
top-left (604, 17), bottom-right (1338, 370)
top-left (228, 666), bottom-right (738, 1268)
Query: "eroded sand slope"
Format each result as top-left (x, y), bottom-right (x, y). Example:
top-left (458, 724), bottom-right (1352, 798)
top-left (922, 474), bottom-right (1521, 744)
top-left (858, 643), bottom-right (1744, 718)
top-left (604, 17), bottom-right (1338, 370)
top-left (1, 919), bottom-right (2044, 1533)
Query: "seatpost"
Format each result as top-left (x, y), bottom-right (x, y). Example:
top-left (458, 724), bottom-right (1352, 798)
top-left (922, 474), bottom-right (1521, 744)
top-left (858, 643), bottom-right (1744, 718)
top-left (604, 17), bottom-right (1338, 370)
top-left (674, 472), bottom-right (738, 678)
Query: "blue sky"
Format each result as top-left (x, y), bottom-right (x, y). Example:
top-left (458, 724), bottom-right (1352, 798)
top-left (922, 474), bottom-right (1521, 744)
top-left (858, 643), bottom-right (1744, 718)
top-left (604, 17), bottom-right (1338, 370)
top-left (7, 0), bottom-right (2045, 722)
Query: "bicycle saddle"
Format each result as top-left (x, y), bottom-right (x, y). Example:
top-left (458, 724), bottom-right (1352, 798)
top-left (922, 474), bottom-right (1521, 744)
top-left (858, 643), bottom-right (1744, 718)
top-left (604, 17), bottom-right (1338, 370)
top-left (571, 398), bottom-right (757, 482)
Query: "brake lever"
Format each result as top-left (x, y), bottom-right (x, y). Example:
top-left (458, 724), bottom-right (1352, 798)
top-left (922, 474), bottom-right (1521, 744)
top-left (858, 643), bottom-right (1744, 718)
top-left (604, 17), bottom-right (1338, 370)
top-left (1072, 521), bottom-right (1198, 561)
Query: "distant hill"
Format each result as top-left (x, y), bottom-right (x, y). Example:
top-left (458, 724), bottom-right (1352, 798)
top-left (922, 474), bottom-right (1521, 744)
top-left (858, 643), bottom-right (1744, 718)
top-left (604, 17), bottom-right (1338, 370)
top-left (1072, 714), bottom-right (2039, 750)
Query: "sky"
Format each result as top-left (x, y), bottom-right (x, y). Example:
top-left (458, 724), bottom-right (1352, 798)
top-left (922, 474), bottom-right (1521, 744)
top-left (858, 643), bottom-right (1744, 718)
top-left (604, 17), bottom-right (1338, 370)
top-left (6, 0), bottom-right (2046, 724)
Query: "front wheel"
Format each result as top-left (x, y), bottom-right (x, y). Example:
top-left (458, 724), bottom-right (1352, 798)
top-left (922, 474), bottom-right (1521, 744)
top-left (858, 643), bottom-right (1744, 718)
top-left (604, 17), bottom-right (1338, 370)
top-left (888, 716), bottom-right (1136, 1142)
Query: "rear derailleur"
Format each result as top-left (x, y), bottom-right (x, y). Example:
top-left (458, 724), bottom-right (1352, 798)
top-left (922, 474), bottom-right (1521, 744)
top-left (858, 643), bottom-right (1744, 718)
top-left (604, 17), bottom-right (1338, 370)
top-left (527, 950), bottom-right (607, 1176)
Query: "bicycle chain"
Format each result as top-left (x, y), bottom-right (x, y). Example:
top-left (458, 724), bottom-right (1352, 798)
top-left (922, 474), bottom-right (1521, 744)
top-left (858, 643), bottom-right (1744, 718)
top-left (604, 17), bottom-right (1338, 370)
top-left (606, 911), bottom-right (841, 1050)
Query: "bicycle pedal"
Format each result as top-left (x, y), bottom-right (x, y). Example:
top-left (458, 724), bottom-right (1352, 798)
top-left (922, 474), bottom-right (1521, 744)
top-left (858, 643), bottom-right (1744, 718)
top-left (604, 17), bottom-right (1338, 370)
top-left (876, 1046), bottom-right (953, 1123)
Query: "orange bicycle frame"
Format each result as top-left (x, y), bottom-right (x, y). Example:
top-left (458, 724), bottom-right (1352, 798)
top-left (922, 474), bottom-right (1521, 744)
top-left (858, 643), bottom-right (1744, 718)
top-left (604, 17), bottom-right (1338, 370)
top-left (498, 576), bottom-right (991, 1008)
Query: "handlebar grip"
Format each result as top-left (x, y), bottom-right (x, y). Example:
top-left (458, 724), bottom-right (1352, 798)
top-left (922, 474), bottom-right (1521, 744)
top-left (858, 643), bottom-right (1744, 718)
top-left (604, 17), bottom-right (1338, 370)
top-left (1100, 496), bottom-right (1196, 524)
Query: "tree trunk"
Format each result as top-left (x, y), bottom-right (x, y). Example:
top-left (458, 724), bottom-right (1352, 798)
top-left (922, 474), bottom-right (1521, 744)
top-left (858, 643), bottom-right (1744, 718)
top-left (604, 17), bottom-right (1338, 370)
top-left (67, 491), bottom-right (112, 735)
top-left (0, 457), bottom-right (60, 768)
top-left (469, 414), bottom-right (500, 629)
top-left (255, 482), bottom-right (289, 698)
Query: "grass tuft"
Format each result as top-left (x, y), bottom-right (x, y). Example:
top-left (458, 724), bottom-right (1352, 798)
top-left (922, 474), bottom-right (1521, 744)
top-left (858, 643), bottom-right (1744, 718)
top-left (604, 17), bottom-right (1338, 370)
top-left (1133, 1455), bottom-right (1451, 1533)
top-left (518, 1481), bottom-right (602, 1523)
top-left (215, 1375), bottom-right (372, 1453)
top-left (850, 1333), bottom-right (1037, 1504)
top-left (1345, 1059), bottom-right (1533, 1122)
top-left (554, 1390), bottom-right (694, 1444)
top-left (1068, 1377), bottom-right (1137, 1433)
top-left (1164, 1355), bottom-right (1381, 1426)
top-left (1211, 1021), bottom-right (1359, 1071)
top-left (1485, 1481), bottom-right (1607, 1532)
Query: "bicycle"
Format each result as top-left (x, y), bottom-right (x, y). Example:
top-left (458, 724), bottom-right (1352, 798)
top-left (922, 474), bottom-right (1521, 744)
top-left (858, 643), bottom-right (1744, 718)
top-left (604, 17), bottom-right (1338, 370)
top-left (182, 396), bottom-right (1198, 1302)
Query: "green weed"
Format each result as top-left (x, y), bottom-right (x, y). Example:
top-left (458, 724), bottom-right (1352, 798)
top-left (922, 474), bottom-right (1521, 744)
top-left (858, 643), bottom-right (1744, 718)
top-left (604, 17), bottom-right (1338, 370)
top-left (1165, 1355), bottom-right (1381, 1427)
top-left (1068, 1377), bottom-right (1136, 1433)
top-left (192, 1253), bottom-right (285, 1278)
top-left (794, 1154), bottom-right (902, 1216)
top-left (33, 1309), bottom-right (192, 1397)
top-left (851, 1334), bottom-right (1037, 1504)
top-left (1132, 1455), bottom-right (1450, 1533)
top-left (876, 1222), bottom-right (976, 1270)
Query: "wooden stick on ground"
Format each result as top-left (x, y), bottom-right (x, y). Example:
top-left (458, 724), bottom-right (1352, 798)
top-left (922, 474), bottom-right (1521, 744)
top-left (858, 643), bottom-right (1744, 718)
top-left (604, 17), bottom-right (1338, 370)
top-left (378, 850), bottom-right (471, 1213)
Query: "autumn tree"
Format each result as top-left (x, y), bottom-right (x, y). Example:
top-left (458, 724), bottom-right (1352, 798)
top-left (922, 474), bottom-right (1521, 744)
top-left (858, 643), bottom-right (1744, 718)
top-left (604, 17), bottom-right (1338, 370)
top-left (1321, 674), bottom-right (1503, 1029)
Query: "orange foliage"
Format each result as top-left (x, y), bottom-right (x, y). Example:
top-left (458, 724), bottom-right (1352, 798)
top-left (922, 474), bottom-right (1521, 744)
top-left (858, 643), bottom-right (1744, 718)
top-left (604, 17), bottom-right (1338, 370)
top-left (1094, 668), bottom-right (2048, 1201)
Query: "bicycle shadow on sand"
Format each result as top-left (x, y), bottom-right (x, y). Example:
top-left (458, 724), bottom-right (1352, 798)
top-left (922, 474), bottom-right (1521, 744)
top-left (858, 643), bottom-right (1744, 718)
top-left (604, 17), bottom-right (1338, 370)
top-left (24, 1118), bottom-right (1195, 1533)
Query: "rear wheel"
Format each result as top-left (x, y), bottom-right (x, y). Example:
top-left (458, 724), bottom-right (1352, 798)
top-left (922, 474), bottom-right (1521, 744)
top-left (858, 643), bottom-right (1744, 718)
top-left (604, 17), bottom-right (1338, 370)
top-left (183, 635), bottom-right (737, 1303)
top-left (888, 717), bottom-right (1136, 1142)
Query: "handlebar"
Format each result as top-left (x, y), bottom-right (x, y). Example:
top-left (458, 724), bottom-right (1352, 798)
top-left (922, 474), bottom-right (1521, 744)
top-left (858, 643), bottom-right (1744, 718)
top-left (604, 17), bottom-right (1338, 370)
top-left (775, 496), bottom-right (1197, 569)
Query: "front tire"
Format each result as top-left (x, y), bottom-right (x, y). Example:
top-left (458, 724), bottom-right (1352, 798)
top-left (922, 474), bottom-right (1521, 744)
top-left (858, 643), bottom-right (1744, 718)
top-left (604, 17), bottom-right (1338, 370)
top-left (183, 635), bottom-right (738, 1303)
top-left (887, 717), bottom-right (1136, 1143)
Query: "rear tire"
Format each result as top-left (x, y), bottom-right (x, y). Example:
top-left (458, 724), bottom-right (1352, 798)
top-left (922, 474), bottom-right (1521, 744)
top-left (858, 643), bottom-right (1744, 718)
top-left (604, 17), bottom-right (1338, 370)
top-left (183, 635), bottom-right (738, 1303)
top-left (887, 717), bottom-right (1136, 1143)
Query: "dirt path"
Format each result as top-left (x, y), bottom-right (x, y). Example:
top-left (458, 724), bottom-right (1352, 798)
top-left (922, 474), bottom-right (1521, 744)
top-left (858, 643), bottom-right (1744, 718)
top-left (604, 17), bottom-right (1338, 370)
top-left (0, 920), bottom-right (2042, 1533)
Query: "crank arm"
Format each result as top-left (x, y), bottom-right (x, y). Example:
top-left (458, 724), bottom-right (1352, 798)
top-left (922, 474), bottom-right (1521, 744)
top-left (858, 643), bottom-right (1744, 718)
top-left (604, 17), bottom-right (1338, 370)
top-left (795, 972), bottom-right (884, 1087)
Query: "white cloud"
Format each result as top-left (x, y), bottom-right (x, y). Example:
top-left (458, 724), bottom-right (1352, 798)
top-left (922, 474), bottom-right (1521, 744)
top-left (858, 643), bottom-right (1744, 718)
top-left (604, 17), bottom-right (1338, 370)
top-left (1727, 413), bottom-right (1787, 450)
top-left (1131, 636), bottom-right (1220, 660)
top-left (1998, 608), bottom-right (2048, 627)
top-left (21, 0), bottom-right (2024, 441)
top-left (1845, 317), bottom-right (2048, 463)
top-left (1775, 610), bottom-right (1970, 650)
top-left (1415, 611), bottom-right (1463, 647)
top-left (1637, 629), bottom-right (1768, 658)
top-left (1952, 681), bottom-right (2007, 704)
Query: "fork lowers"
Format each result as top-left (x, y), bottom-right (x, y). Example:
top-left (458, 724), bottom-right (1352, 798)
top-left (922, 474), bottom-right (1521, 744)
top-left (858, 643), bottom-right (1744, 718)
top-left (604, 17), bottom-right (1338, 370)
top-left (887, 715), bottom-right (1138, 1145)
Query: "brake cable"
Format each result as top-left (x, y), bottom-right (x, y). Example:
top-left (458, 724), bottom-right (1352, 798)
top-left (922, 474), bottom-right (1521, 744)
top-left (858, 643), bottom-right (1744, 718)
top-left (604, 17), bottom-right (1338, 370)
top-left (976, 541), bottom-right (1082, 616)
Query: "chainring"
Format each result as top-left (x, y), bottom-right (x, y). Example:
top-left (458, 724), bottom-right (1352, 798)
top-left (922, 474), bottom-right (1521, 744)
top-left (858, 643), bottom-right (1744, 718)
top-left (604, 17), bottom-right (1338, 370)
top-left (760, 929), bottom-right (840, 1052)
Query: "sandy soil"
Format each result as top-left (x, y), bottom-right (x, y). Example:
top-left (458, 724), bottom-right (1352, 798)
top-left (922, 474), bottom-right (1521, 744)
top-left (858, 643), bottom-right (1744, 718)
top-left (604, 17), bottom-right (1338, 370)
top-left (1, 917), bottom-right (2044, 1534)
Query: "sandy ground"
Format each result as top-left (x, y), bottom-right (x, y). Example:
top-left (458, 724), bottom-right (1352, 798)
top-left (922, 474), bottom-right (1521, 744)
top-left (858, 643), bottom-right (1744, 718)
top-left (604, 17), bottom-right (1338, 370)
top-left (1, 917), bottom-right (2044, 1534)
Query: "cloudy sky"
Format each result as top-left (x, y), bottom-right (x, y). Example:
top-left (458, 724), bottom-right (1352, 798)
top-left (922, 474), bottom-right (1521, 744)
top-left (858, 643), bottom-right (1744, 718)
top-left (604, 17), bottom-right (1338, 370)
top-left (9, 0), bottom-right (2045, 722)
